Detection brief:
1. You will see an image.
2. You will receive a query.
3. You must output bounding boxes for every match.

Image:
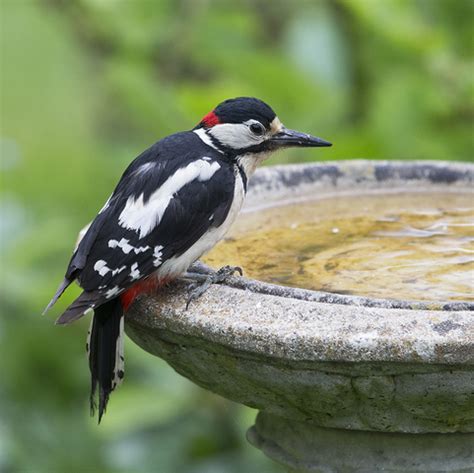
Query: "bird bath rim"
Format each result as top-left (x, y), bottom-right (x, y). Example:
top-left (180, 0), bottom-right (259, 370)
top-left (127, 160), bottom-right (474, 368)
top-left (217, 159), bottom-right (474, 312)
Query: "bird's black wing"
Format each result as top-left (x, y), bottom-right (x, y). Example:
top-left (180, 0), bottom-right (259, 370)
top-left (65, 140), bottom-right (180, 281)
top-left (77, 160), bottom-right (235, 293)
top-left (44, 139), bottom-right (170, 313)
top-left (47, 132), bottom-right (236, 323)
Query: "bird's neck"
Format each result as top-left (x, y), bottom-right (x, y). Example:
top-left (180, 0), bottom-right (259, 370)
top-left (193, 127), bottom-right (269, 179)
top-left (235, 152), bottom-right (269, 178)
top-left (193, 127), bottom-right (225, 154)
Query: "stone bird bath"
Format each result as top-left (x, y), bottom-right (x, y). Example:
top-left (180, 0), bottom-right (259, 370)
top-left (126, 161), bottom-right (474, 472)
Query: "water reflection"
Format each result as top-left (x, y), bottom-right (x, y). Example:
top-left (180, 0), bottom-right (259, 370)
top-left (204, 192), bottom-right (474, 302)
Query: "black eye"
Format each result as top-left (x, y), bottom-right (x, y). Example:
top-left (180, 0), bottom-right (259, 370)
top-left (249, 122), bottom-right (265, 136)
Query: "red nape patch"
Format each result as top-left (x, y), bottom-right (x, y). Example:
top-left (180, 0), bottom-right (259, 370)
top-left (201, 110), bottom-right (220, 128)
top-left (120, 277), bottom-right (171, 311)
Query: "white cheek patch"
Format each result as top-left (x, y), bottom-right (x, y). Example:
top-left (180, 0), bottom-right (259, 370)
top-left (209, 123), bottom-right (264, 149)
top-left (118, 159), bottom-right (221, 238)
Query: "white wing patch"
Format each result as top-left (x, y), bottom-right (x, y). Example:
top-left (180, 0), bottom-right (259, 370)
top-left (130, 262), bottom-right (140, 281)
top-left (118, 159), bottom-right (221, 238)
top-left (105, 286), bottom-right (121, 299)
top-left (108, 238), bottom-right (150, 255)
top-left (153, 245), bottom-right (164, 266)
top-left (93, 260), bottom-right (126, 277)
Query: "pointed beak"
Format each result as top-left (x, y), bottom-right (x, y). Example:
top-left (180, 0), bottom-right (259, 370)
top-left (269, 127), bottom-right (332, 148)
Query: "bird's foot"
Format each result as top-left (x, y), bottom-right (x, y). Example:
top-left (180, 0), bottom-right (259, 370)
top-left (186, 265), bottom-right (243, 309)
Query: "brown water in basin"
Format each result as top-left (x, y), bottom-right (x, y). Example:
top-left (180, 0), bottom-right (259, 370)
top-left (204, 191), bottom-right (474, 302)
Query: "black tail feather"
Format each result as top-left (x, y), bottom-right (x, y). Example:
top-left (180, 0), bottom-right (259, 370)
top-left (43, 278), bottom-right (72, 315)
top-left (55, 290), bottom-right (102, 325)
top-left (88, 299), bottom-right (124, 423)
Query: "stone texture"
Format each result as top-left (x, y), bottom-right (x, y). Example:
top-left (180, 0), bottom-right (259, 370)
top-left (247, 412), bottom-right (474, 473)
top-left (126, 296), bottom-right (474, 433)
top-left (128, 281), bottom-right (474, 366)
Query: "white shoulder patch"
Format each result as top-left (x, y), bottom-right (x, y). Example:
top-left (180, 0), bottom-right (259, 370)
top-left (193, 128), bottom-right (223, 153)
top-left (118, 160), bottom-right (221, 238)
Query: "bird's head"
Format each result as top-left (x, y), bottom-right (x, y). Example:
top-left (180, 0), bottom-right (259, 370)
top-left (194, 97), bottom-right (331, 160)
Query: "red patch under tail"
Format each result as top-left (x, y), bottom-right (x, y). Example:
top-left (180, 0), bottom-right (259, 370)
top-left (120, 277), bottom-right (171, 311)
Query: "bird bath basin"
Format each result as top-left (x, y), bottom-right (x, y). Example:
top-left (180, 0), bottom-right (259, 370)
top-left (126, 161), bottom-right (474, 472)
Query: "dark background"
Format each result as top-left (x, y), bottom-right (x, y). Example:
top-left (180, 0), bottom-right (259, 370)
top-left (1, 1), bottom-right (473, 472)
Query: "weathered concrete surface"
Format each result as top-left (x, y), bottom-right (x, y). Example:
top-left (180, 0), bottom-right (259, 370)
top-left (128, 281), bottom-right (474, 366)
top-left (247, 412), bottom-right (474, 472)
top-left (126, 281), bottom-right (474, 433)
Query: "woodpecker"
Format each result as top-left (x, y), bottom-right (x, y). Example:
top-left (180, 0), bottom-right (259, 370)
top-left (44, 97), bottom-right (331, 421)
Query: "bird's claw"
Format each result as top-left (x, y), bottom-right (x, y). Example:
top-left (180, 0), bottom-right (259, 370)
top-left (186, 265), bottom-right (243, 309)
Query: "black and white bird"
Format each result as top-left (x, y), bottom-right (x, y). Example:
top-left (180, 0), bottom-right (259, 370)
top-left (44, 97), bottom-right (331, 421)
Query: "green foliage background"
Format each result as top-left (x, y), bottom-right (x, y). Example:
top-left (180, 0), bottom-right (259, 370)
top-left (1, 0), bottom-right (472, 472)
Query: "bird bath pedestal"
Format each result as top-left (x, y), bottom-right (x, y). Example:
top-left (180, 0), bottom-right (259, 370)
top-left (126, 161), bottom-right (474, 473)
